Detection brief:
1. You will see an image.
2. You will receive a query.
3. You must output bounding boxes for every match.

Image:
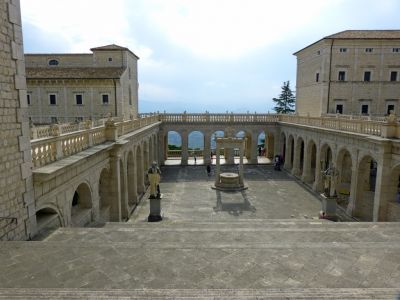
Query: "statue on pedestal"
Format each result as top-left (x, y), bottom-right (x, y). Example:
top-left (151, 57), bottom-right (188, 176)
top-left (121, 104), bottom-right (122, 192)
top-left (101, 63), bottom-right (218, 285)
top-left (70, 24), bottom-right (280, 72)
top-left (147, 161), bottom-right (162, 222)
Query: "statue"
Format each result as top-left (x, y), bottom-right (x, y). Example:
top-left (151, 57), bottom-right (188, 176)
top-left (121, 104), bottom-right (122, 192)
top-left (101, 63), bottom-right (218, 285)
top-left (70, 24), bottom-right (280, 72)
top-left (147, 161), bottom-right (161, 199)
top-left (322, 166), bottom-right (338, 197)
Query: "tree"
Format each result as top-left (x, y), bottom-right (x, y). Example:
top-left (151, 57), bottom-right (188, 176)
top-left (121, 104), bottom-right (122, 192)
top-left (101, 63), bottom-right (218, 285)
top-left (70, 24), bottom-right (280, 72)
top-left (272, 81), bottom-right (296, 114)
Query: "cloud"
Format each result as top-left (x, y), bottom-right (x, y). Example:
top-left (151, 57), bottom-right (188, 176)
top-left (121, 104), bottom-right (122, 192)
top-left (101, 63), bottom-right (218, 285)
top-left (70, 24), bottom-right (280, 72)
top-left (147, 0), bottom-right (343, 59)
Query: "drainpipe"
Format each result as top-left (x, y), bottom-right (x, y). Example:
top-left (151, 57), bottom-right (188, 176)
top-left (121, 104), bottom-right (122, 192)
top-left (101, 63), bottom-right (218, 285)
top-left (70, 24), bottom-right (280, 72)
top-left (326, 39), bottom-right (334, 114)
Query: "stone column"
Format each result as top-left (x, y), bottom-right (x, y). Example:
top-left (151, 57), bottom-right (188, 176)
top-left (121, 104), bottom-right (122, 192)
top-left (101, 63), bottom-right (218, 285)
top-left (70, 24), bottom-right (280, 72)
top-left (302, 141), bottom-right (312, 183)
top-left (204, 131), bottom-right (211, 165)
top-left (215, 142), bottom-right (221, 185)
top-left (108, 153), bottom-right (122, 221)
top-left (284, 137), bottom-right (292, 170)
top-left (346, 165), bottom-right (359, 216)
top-left (273, 132), bottom-right (280, 159)
top-left (181, 130), bottom-right (188, 165)
top-left (225, 130), bottom-right (234, 164)
top-left (249, 132), bottom-right (258, 164)
top-left (292, 137), bottom-right (301, 176)
top-left (239, 143), bottom-right (244, 185)
top-left (312, 144), bottom-right (323, 192)
top-left (373, 152), bottom-right (392, 221)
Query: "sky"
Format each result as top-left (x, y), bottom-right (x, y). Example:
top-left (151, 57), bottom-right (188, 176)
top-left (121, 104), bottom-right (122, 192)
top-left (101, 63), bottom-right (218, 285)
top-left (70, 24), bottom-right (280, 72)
top-left (20, 0), bottom-right (400, 113)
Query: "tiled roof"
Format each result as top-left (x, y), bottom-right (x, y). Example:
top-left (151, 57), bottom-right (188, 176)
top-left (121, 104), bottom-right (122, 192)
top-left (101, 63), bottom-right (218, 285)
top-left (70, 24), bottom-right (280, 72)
top-left (26, 67), bottom-right (126, 79)
top-left (325, 30), bottom-right (400, 39)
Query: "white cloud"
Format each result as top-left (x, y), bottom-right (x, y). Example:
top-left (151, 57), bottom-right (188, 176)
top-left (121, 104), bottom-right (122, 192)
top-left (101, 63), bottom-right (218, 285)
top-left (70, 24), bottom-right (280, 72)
top-left (20, 0), bottom-right (152, 57)
top-left (147, 0), bottom-right (343, 59)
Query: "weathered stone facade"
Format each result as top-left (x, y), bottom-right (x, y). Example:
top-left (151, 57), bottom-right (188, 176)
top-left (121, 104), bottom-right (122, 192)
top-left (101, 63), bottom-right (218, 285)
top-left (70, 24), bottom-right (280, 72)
top-left (25, 45), bottom-right (139, 124)
top-left (295, 30), bottom-right (400, 117)
top-left (0, 0), bottom-right (35, 240)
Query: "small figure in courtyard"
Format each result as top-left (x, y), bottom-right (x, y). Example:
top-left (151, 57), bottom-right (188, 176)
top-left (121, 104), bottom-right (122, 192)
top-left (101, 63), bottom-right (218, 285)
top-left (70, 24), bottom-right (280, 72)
top-left (147, 161), bottom-right (161, 199)
top-left (258, 146), bottom-right (262, 156)
top-left (194, 155), bottom-right (197, 164)
top-left (206, 164), bottom-right (211, 176)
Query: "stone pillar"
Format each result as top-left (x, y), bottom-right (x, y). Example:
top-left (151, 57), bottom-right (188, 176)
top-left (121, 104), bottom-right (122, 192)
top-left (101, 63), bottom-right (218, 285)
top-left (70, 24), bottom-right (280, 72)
top-left (249, 132), bottom-right (258, 164)
top-left (284, 137), bottom-right (292, 170)
top-left (273, 132), bottom-right (280, 159)
top-left (181, 130), bottom-right (188, 165)
top-left (313, 144), bottom-right (323, 192)
top-left (345, 162), bottom-right (359, 216)
top-left (108, 154), bottom-right (122, 221)
top-left (215, 142), bottom-right (221, 185)
top-left (373, 153), bottom-right (392, 221)
top-left (239, 143), bottom-right (244, 185)
top-left (292, 138), bottom-right (301, 176)
top-left (302, 141), bottom-right (312, 183)
top-left (204, 131), bottom-right (211, 165)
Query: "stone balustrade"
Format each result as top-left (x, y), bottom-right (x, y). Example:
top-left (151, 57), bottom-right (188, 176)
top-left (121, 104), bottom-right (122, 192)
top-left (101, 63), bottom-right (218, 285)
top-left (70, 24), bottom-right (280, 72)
top-left (30, 113), bottom-right (399, 168)
top-left (30, 115), bottom-right (160, 168)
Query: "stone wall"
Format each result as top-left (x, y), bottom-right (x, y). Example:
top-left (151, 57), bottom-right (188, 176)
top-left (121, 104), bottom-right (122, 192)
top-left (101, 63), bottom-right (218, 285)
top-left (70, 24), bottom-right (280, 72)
top-left (0, 0), bottom-right (35, 240)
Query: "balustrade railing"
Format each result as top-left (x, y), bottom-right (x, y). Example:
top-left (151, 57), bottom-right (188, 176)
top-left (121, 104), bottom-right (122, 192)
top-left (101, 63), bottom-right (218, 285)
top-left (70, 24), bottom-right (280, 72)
top-left (30, 112), bottom-right (399, 168)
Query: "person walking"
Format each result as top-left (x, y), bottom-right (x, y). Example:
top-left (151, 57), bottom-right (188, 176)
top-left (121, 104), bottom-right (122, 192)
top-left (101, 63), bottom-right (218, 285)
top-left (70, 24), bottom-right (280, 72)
top-left (206, 164), bottom-right (211, 176)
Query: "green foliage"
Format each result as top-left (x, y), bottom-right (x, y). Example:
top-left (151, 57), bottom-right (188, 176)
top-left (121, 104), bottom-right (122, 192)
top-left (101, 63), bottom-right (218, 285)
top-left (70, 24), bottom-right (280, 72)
top-left (272, 81), bottom-right (296, 114)
top-left (168, 144), bottom-right (181, 150)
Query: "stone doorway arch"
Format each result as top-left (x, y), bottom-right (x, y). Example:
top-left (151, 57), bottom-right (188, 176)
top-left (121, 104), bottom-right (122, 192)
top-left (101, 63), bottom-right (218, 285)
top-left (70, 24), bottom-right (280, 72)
top-left (71, 182), bottom-right (93, 227)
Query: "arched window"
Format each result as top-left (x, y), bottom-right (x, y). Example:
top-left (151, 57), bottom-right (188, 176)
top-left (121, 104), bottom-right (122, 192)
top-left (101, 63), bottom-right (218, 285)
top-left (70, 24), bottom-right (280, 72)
top-left (48, 59), bottom-right (59, 66)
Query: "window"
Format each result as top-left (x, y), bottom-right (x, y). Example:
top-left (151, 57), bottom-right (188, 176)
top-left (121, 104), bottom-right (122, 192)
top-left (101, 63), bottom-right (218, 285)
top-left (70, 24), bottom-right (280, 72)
top-left (317, 50), bottom-right (321, 55)
top-left (51, 116), bottom-right (58, 123)
top-left (48, 59), bottom-right (59, 66)
top-left (102, 94), bottom-right (109, 105)
top-left (316, 72), bottom-right (320, 82)
top-left (75, 117), bottom-right (83, 122)
top-left (49, 94), bottom-right (57, 105)
top-left (393, 48), bottom-right (400, 53)
top-left (365, 48), bottom-right (373, 53)
top-left (338, 71), bottom-right (346, 81)
top-left (108, 57), bottom-right (113, 62)
top-left (387, 104), bottom-right (395, 115)
top-left (364, 71), bottom-right (371, 82)
top-left (361, 104), bottom-right (369, 115)
top-left (27, 94), bottom-right (31, 106)
top-left (336, 104), bottom-right (343, 114)
top-left (390, 71), bottom-right (398, 81)
top-left (339, 48), bottom-right (347, 53)
top-left (75, 94), bottom-right (83, 105)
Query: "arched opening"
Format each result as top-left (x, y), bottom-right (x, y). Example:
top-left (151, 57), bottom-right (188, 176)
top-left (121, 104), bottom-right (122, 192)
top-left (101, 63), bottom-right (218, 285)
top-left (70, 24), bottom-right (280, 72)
top-left (71, 182), bottom-right (92, 227)
top-left (127, 151), bottom-right (137, 209)
top-left (288, 135), bottom-right (294, 171)
top-left (295, 137), bottom-right (305, 176)
top-left (166, 131), bottom-right (182, 165)
top-left (235, 130), bottom-right (251, 163)
top-left (320, 144), bottom-right (333, 171)
top-left (211, 130), bottom-right (225, 165)
top-left (99, 168), bottom-right (111, 222)
top-left (336, 149), bottom-right (353, 211)
top-left (36, 207), bottom-right (62, 237)
top-left (387, 165), bottom-right (400, 221)
top-left (306, 141), bottom-right (317, 183)
top-left (354, 155), bottom-right (377, 221)
top-left (148, 136), bottom-right (154, 165)
top-left (143, 140), bottom-right (150, 175)
top-left (136, 145), bottom-right (144, 197)
top-left (188, 131), bottom-right (204, 165)
top-left (258, 131), bottom-right (271, 164)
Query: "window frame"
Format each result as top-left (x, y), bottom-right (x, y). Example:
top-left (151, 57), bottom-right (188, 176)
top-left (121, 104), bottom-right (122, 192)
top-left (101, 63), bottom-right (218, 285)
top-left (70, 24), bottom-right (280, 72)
top-left (48, 59), bottom-right (59, 66)
top-left (49, 94), bottom-right (57, 105)
top-left (393, 48), bottom-right (400, 53)
top-left (27, 93), bottom-right (31, 106)
top-left (363, 71), bottom-right (371, 82)
top-left (315, 72), bottom-right (320, 82)
top-left (336, 104), bottom-right (343, 114)
top-left (390, 71), bottom-right (398, 82)
top-left (75, 94), bottom-right (83, 105)
top-left (387, 104), bottom-right (395, 115)
top-left (339, 48), bottom-right (347, 53)
top-left (361, 104), bottom-right (369, 115)
top-left (365, 48), bottom-right (373, 53)
top-left (101, 94), bottom-right (110, 105)
top-left (338, 71), bottom-right (346, 81)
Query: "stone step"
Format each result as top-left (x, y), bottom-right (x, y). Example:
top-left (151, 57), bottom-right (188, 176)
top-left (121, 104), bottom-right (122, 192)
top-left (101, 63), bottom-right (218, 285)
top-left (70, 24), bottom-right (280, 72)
top-left (0, 288), bottom-right (398, 299)
top-left (43, 224), bottom-right (400, 246)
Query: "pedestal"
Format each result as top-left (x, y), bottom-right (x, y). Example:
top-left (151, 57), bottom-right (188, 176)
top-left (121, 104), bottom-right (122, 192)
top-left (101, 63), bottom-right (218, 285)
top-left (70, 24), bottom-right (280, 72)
top-left (148, 195), bottom-right (163, 222)
top-left (320, 194), bottom-right (338, 221)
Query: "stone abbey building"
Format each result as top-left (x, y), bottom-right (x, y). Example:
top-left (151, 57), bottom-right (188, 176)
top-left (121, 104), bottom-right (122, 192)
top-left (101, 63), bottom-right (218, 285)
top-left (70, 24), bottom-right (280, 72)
top-left (295, 30), bottom-right (400, 117)
top-left (25, 44), bottom-right (139, 124)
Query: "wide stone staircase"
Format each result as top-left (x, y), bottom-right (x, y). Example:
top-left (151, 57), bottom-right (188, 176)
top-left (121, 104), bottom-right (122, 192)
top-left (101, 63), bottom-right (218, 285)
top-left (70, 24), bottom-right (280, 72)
top-left (1, 218), bottom-right (400, 299)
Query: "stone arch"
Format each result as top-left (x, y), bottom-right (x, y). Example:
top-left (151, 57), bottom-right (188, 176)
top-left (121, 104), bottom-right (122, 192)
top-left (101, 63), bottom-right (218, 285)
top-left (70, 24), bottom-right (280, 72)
top-left (127, 150), bottom-right (137, 208)
top-left (235, 130), bottom-right (252, 159)
top-left (188, 130), bottom-right (205, 165)
top-left (71, 182), bottom-right (93, 227)
top-left (98, 167), bottom-right (111, 222)
top-left (293, 136), bottom-right (305, 176)
top-left (354, 154), bottom-right (378, 221)
top-left (35, 205), bottom-right (63, 237)
top-left (280, 132), bottom-right (286, 163)
top-left (143, 140), bottom-right (150, 172)
top-left (166, 130), bottom-right (182, 162)
top-left (136, 144), bottom-right (145, 196)
top-left (336, 147), bottom-right (353, 210)
top-left (286, 134), bottom-right (295, 170)
top-left (320, 143), bottom-right (333, 170)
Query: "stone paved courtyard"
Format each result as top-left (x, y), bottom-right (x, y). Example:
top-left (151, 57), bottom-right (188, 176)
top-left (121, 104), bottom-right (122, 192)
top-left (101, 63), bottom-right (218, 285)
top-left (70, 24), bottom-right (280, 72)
top-left (0, 165), bottom-right (400, 299)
